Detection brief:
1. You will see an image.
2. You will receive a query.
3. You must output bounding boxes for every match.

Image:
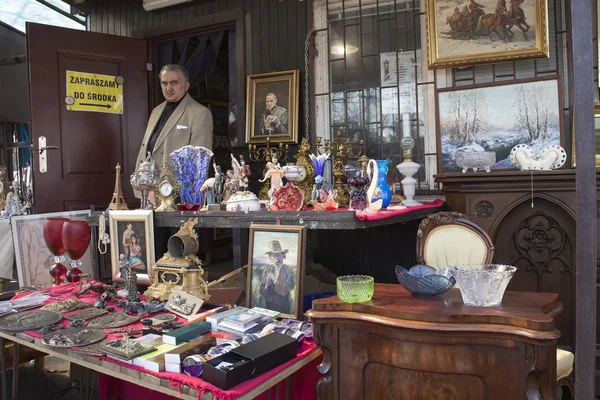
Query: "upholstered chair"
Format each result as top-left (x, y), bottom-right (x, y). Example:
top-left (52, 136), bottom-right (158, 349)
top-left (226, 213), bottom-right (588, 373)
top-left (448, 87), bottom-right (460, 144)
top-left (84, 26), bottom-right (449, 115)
top-left (416, 211), bottom-right (574, 399)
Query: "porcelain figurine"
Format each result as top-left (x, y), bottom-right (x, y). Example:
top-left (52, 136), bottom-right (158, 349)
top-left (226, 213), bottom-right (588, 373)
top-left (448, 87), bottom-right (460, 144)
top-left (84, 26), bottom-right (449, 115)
top-left (509, 144), bottom-right (567, 170)
top-left (231, 154), bottom-right (251, 192)
top-left (222, 169), bottom-right (238, 203)
top-left (259, 155), bottom-right (284, 199)
top-left (366, 159), bottom-right (392, 211)
top-left (213, 164), bottom-right (224, 204)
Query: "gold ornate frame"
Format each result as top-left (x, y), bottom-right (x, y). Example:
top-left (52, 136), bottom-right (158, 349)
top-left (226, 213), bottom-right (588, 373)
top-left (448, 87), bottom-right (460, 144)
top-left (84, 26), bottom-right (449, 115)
top-left (108, 210), bottom-right (154, 285)
top-left (425, 0), bottom-right (549, 69)
top-left (245, 70), bottom-right (299, 145)
top-left (571, 103), bottom-right (600, 168)
top-left (247, 223), bottom-right (306, 320)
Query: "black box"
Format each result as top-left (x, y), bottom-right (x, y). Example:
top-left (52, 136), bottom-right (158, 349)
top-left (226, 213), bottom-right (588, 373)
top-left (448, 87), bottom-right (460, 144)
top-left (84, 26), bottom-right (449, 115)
top-left (203, 332), bottom-right (298, 389)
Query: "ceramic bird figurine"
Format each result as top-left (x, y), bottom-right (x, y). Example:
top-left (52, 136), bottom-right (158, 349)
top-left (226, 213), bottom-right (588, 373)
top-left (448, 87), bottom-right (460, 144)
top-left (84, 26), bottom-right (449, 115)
top-left (509, 144), bottom-right (567, 171)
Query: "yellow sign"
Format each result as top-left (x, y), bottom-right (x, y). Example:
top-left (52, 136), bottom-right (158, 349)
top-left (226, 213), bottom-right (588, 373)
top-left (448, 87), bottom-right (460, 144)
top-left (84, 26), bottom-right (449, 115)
top-left (65, 70), bottom-right (123, 114)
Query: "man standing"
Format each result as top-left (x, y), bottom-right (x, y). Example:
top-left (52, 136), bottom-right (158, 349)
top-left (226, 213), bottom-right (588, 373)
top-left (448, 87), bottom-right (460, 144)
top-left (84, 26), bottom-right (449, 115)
top-left (259, 240), bottom-right (295, 315)
top-left (260, 93), bottom-right (288, 135)
top-left (135, 64), bottom-right (213, 198)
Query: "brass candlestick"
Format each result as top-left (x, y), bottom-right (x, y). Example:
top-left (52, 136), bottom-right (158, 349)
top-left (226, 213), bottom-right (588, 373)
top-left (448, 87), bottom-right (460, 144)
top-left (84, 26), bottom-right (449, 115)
top-left (248, 137), bottom-right (289, 200)
top-left (315, 130), bottom-right (364, 207)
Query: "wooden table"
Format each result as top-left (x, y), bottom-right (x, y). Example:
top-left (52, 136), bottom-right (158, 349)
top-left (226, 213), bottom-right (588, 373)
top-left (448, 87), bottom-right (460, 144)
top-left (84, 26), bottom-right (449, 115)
top-left (0, 330), bottom-right (322, 400)
top-left (306, 284), bottom-right (561, 400)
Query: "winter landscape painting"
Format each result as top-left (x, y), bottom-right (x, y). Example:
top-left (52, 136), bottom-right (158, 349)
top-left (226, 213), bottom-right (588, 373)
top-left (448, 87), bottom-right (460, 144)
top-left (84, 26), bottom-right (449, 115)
top-left (426, 0), bottom-right (549, 68)
top-left (436, 77), bottom-right (562, 173)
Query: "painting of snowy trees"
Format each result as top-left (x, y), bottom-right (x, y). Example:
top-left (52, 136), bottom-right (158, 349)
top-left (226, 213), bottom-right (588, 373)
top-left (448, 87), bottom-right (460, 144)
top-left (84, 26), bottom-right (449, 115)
top-left (436, 77), bottom-right (562, 173)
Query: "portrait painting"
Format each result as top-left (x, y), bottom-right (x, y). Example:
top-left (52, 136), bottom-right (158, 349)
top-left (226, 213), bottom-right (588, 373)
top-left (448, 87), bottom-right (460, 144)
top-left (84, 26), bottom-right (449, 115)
top-left (247, 224), bottom-right (306, 320)
top-left (436, 76), bottom-right (563, 173)
top-left (425, 0), bottom-right (549, 69)
top-left (245, 70), bottom-right (299, 145)
top-left (108, 210), bottom-right (154, 285)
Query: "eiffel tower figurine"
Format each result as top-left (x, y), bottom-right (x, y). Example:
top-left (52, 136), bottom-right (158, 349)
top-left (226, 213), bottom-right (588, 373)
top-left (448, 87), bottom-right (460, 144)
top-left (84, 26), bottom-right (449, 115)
top-left (107, 164), bottom-right (129, 210)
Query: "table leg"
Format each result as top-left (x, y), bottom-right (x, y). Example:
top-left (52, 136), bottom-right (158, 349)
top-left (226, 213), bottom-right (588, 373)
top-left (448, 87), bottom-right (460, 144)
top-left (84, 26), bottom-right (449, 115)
top-left (0, 337), bottom-right (6, 400)
top-left (11, 343), bottom-right (18, 400)
top-left (232, 228), bottom-right (248, 269)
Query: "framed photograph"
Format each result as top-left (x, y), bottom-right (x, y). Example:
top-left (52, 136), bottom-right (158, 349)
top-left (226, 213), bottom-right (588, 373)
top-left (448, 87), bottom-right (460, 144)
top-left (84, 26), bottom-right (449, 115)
top-left (436, 76), bottom-right (563, 173)
top-left (425, 0), bottom-right (549, 69)
top-left (571, 103), bottom-right (600, 168)
top-left (12, 210), bottom-right (95, 288)
top-left (247, 224), bottom-right (306, 320)
top-left (245, 70), bottom-right (299, 145)
top-left (108, 210), bottom-right (154, 285)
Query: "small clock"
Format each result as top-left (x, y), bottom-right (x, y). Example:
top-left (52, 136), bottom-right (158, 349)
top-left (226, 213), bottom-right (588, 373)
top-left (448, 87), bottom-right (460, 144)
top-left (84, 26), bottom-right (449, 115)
top-left (296, 165), bottom-right (307, 182)
top-left (159, 181), bottom-right (173, 197)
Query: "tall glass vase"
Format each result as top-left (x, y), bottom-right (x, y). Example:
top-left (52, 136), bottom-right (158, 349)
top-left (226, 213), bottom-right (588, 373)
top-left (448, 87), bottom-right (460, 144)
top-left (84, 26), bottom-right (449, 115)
top-left (367, 159), bottom-right (392, 209)
top-left (170, 146), bottom-right (214, 206)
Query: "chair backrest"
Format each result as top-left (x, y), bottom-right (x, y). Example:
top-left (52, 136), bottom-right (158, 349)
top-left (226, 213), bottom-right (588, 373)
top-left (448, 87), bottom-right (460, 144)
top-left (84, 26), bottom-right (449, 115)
top-left (416, 211), bottom-right (495, 269)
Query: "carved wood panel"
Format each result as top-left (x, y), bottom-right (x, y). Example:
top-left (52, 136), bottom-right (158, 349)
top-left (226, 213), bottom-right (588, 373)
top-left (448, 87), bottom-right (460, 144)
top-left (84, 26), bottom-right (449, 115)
top-left (494, 199), bottom-right (575, 348)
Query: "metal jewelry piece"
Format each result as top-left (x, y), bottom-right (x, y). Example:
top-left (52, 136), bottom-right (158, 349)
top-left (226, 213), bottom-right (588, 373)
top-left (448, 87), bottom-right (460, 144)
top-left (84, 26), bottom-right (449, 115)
top-left (86, 312), bottom-right (141, 329)
top-left (41, 299), bottom-right (90, 314)
top-left (41, 328), bottom-right (106, 348)
top-left (64, 308), bottom-right (108, 321)
top-left (0, 310), bottom-right (62, 332)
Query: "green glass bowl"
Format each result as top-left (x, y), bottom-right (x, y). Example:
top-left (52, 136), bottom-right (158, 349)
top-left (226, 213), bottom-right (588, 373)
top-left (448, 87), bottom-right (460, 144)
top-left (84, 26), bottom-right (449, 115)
top-left (336, 275), bottom-right (374, 303)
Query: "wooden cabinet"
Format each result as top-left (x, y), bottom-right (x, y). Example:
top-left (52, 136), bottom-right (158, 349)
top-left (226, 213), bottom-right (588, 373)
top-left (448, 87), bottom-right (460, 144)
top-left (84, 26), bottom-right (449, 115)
top-left (306, 284), bottom-right (560, 400)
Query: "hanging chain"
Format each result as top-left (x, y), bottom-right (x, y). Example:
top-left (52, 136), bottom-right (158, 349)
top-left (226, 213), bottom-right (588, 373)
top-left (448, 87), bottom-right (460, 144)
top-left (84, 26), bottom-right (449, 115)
top-left (304, 28), bottom-right (317, 142)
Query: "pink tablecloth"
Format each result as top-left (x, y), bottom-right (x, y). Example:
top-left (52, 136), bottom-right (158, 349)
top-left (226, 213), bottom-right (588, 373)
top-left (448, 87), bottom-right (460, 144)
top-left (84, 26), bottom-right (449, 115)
top-left (14, 284), bottom-right (321, 400)
top-left (354, 198), bottom-right (445, 221)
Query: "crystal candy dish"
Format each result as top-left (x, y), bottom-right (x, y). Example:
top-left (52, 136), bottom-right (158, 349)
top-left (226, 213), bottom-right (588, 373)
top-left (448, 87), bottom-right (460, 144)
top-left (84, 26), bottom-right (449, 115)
top-left (448, 264), bottom-right (517, 307)
top-left (395, 264), bottom-right (456, 296)
top-left (455, 150), bottom-right (496, 173)
top-left (336, 275), bottom-right (374, 303)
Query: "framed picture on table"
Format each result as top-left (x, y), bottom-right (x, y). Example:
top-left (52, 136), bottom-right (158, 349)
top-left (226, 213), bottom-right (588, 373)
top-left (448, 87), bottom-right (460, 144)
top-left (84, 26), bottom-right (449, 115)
top-left (247, 224), bottom-right (306, 320)
top-left (425, 0), bottom-right (549, 69)
top-left (108, 210), bottom-right (154, 285)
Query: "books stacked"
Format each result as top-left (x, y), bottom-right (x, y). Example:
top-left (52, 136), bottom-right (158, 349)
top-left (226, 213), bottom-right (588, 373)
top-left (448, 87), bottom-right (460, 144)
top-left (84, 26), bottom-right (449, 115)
top-left (206, 307), bottom-right (248, 331)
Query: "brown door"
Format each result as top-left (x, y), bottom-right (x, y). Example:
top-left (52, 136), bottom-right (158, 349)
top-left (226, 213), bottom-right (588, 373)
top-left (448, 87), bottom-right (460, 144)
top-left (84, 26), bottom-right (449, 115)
top-left (27, 23), bottom-right (148, 212)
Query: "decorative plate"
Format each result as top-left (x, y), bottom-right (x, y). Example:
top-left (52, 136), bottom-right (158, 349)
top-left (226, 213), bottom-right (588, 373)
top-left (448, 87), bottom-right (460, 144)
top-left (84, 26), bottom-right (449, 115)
top-left (41, 328), bottom-right (106, 348)
top-left (41, 300), bottom-right (90, 314)
top-left (0, 310), bottom-right (62, 332)
top-left (395, 264), bottom-right (456, 296)
top-left (270, 183), bottom-right (304, 211)
top-left (86, 312), bottom-right (141, 329)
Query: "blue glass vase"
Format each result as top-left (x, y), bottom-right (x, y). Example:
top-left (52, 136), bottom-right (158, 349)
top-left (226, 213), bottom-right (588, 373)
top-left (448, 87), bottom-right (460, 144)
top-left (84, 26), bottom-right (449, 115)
top-left (170, 146), bottom-right (214, 206)
top-left (367, 159), bottom-right (392, 209)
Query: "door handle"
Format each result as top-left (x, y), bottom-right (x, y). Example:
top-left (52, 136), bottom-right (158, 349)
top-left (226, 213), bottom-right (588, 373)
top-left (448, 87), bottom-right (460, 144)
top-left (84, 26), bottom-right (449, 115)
top-left (37, 136), bottom-right (59, 174)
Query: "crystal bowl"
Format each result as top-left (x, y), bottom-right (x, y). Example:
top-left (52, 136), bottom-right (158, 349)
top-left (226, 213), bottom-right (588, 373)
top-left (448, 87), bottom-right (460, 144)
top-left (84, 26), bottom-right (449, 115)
top-left (395, 264), bottom-right (456, 296)
top-left (448, 264), bottom-right (517, 307)
top-left (455, 150), bottom-right (496, 173)
top-left (336, 275), bottom-right (374, 303)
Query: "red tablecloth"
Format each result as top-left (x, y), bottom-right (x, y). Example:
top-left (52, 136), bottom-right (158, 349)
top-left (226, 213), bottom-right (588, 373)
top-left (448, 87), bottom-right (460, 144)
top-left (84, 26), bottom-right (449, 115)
top-left (14, 284), bottom-right (321, 400)
top-left (353, 198), bottom-right (445, 221)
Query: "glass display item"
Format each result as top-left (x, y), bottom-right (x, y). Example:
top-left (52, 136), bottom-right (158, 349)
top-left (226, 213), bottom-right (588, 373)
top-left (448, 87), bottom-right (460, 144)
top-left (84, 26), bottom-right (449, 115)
top-left (394, 265), bottom-right (455, 296)
top-left (455, 150), bottom-right (496, 173)
top-left (366, 160), bottom-right (392, 210)
top-left (448, 264), bottom-right (517, 307)
top-left (336, 275), bottom-right (375, 303)
top-left (62, 220), bottom-right (91, 283)
top-left (43, 217), bottom-right (69, 286)
top-left (170, 145), bottom-right (214, 206)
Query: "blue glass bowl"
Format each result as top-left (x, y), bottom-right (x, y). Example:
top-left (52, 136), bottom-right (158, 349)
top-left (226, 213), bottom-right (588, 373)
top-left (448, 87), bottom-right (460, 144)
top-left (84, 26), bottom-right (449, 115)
top-left (395, 264), bottom-right (456, 296)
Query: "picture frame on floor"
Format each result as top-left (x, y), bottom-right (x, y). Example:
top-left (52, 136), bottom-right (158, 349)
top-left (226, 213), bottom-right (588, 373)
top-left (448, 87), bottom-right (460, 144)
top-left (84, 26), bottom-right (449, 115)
top-left (247, 224), bottom-right (306, 320)
top-left (108, 210), bottom-right (154, 285)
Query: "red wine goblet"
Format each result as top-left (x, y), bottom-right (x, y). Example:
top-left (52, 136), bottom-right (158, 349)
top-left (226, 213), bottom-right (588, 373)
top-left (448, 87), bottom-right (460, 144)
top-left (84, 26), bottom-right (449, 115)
top-left (61, 220), bottom-right (91, 283)
top-left (43, 217), bottom-right (69, 286)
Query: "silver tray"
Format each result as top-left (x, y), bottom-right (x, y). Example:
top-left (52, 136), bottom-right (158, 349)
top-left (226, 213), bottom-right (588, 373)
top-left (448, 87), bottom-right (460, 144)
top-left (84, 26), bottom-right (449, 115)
top-left (42, 328), bottom-right (106, 348)
top-left (0, 310), bottom-right (62, 332)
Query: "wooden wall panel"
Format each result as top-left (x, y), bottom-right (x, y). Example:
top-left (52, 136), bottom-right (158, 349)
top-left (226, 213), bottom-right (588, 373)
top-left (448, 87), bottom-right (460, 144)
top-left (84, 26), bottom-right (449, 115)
top-left (87, 0), bottom-right (308, 138)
